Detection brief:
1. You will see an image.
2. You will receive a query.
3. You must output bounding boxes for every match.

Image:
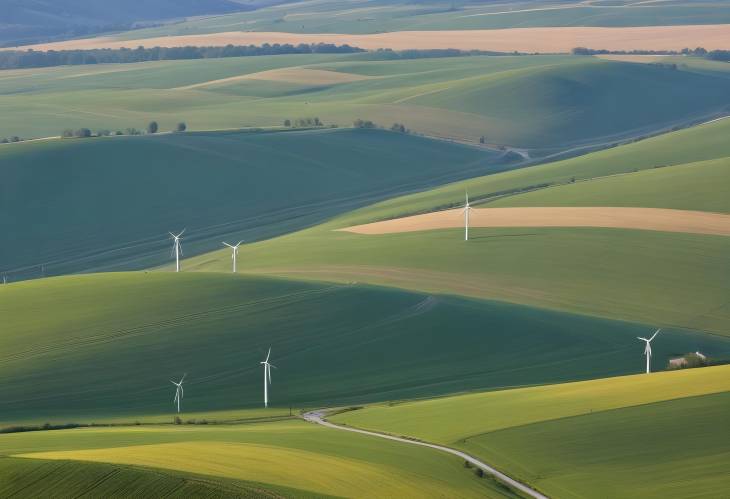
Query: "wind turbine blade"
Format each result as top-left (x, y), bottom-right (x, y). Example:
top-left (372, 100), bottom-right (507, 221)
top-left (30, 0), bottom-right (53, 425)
top-left (265, 347), bottom-right (271, 362)
top-left (169, 232), bottom-right (175, 238)
top-left (649, 329), bottom-right (661, 342)
top-left (237, 241), bottom-right (244, 247)
top-left (181, 373), bottom-right (187, 382)
top-left (223, 242), bottom-right (233, 248)
top-left (179, 228), bottom-right (186, 237)
top-left (268, 365), bottom-right (272, 383)
top-left (269, 364), bottom-right (277, 369)
top-left (637, 337), bottom-right (648, 341)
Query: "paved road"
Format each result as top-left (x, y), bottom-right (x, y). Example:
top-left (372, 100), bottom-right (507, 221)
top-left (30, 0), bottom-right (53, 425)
top-left (303, 410), bottom-right (548, 499)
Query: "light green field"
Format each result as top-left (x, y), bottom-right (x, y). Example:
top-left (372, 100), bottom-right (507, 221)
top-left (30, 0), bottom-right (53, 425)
top-left (0, 420), bottom-right (515, 498)
top-left (113, 1), bottom-right (730, 37)
top-left (9, 271), bottom-right (723, 424)
top-left (0, 127), bottom-right (496, 279)
top-left (2, 54), bottom-right (728, 152)
top-left (491, 156), bottom-right (730, 212)
top-left (333, 365), bottom-right (730, 498)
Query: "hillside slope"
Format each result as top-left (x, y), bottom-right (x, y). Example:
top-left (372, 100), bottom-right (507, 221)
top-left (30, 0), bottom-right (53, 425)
top-left (333, 366), bottom-right (730, 498)
top-left (2, 55), bottom-right (728, 152)
top-left (183, 120), bottom-right (730, 333)
top-left (3, 272), bottom-right (726, 424)
top-left (0, 128), bottom-right (500, 280)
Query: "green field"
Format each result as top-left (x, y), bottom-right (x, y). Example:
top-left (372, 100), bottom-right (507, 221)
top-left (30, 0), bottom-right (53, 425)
top-left (491, 156), bottom-right (730, 212)
top-left (7, 272), bottom-right (726, 424)
top-left (112, 0), bottom-right (730, 37)
top-left (0, 420), bottom-right (515, 498)
top-left (0, 127), bottom-right (500, 279)
top-left (178, 117), bottom-right (730, 333)
top-left (333, 365), bottom-right (730, 498)
top-left (329, 116), bottom-right (730, 226)
top-left (2, 54), bottom-right (728, 152)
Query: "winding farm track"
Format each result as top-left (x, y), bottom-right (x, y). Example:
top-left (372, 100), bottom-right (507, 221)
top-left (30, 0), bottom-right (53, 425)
top-left (341, 207), bottom-right (730, 237)
top-left (303, 410), bottom-right (548, 499)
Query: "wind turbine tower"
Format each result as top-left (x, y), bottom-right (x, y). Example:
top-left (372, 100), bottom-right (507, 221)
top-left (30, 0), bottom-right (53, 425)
top-left (170, 374), bottom-right (186, 413)
top-left (463, 192), bottom-right (473, 241)
top-left (222, 241), bottom-right (244, 273)
top-left (637, 329), bottom-right (661, 374)
top-left (170, 229), bottom-right (185, 272)
top-left (260, 347), bottom-right (277, 408)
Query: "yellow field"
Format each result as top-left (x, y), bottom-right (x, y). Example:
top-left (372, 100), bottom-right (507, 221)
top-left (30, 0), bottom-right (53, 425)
top-left (332, 364), bottom-right (730, 443)
top-left (11, 25), bottom-right (730, 53)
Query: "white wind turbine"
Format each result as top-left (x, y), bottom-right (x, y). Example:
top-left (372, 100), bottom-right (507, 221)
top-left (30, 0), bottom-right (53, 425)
top-left (260, 347), bottom-right (277, 408)
top-left (171, 373), bottom-right (186, 413)
top-left (463, 192), bottom-right (473, 241)
top-left (637, 329), bottom-right (661, 374)
top-left (170, 229), bottom-right (185, 272)
top-left (222, 241), bottom-right (244, 273)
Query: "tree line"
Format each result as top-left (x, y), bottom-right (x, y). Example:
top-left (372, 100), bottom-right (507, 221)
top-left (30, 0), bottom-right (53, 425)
top-left (572, 46), bottom-right (730, 61)
top-left (0, 43), bottom-right (364, 70)
top-left (61, 121), bottom-right (186, 139)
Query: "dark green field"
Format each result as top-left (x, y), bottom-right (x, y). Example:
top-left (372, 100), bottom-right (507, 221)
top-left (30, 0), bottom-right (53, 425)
top-left (3, 272), bottom-right (727, 424)
top-left (0, 128), bottom-right (500, 280)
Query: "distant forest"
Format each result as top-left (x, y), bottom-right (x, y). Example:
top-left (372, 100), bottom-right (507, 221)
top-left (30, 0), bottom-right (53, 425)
top-left (0, 43), bottom-right (365, 70)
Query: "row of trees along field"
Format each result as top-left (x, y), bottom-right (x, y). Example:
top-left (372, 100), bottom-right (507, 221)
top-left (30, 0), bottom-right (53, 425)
top-left (0, 43), bottom-right (364, 69)
top-left (61, 121), bottom-right (186, 138)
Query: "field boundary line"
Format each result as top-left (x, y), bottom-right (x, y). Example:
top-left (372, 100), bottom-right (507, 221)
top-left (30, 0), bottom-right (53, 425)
top-left (303, 410), bottom-right (548, 499)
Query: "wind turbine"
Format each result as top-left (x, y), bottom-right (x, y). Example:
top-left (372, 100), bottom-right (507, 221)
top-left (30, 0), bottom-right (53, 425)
top-left (222, 241), bottom-right (244, 273)
top-left (170, 373), bottom-right (186, 413)
top-left (170, 229), bottom-right (185, 272)
top-left (637, 329), bottom-right (661, 374)
top-left (260, 347), bottom-right (277, 408)
top-left (463, 192), bottom-right (473, 241)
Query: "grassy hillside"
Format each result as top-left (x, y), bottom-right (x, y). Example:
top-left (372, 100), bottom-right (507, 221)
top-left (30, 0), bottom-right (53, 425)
top-left (114, 1), bottom-right (730, 38)
top-left (0, 420), bottom-right (514, 499)
top-left (0, 457), bottom-right (309, 498)
top-left (0, 127), bottom-right (498, 280)
top-left (181, 118), bottom-right (730, 333)
top-left (2, 54), bottom-right (728, 151)
top-left (4, 272), bottom-right (728, 424)
top-left (330, 117), bottom-right (730, 226)
top-left (333, 366), bottom-right (730, 498)
top-left (491, 156), bottom-right (730, 212)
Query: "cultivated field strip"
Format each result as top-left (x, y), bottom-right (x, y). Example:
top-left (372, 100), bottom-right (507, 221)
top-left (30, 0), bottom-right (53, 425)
top-left (342, 207), bottom-right (730, 236)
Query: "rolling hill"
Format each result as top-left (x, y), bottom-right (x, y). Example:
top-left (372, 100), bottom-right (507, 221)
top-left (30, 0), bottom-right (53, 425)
top-left (0, 0), bottom-right (249, 47)
top-left (0, 420), bottom-right (516, 499)
top-left (333, 365), bottom-right (730, 498)
top-left (182, 119), bottom-right (730, 334)
top-left (96, 0), bottom-right (730, 39)
top-left (2, 54), bottom-right (729, 152)
top-left (6, 272), bottom-right (726, 424)
top-left (0, 127), bottom-right (500, 280)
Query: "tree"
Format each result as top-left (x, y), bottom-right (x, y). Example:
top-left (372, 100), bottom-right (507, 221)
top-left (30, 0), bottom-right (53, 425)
top-left (62, 129), bottom-right (74, 138)
top-left (10, 136), bottom-right (20, 142)
top-left (391, 123), bottom-right (407, 133)
top-left (479, 136), bottom-right (486, 144)
top-left (147, 121), bottom-right (159, 134)
top-left (314, 117), bottom-right (322, 126)
top-left (97, 129), bottom-right (111, 136)
top-left (284, 119), bottom-right (291, 127)
top-left (474, 468), bottom-right (484, 478)
top-left (176, 122), bottom-right (187, 132)
top-left (354, 119), bottom-right (375, 129)
top-left (74, 128), bottom-right (91, 138)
